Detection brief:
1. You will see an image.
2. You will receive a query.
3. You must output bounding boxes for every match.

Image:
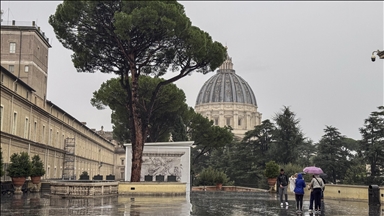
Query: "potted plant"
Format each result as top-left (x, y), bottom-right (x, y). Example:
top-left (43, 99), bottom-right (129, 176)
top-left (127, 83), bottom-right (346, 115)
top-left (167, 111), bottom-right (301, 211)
top-left (264, 160), bottom-right (279, 191)
top-left (214, 170), bottom-right (228, 191)
top-left (30, 155), bottom-right (45, 184)
top-left (79, 171), bottom-right (89, 180)
top-left (6, 152), bottom-right (32, 193)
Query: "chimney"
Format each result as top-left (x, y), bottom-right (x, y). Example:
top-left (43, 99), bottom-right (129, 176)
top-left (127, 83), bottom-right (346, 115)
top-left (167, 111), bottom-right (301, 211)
top-left (12, 20), bottom-right (15, 26)
top-left (81, 122), bottom-right (87, 125)
top-left (101, 126), bottom-right (104, 131)
top-left (32, 21), bottom-right (35, 26)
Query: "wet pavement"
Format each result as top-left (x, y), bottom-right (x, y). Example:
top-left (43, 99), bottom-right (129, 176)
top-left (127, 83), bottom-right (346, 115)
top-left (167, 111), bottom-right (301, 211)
top-left (0, 191), bottom-right (380, 215)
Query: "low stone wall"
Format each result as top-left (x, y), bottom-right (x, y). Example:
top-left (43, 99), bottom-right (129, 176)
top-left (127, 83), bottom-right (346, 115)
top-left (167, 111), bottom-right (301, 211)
top-left (118, 182), bottom-right (186, 195)
top-left (50, 181), bottom-right (118, 197)
top-left (192, 186), bottom-right (268, 192)
top-left (323, 184), bottom-right (384, 203)
top-left (193, 184), bottom-right (384, 203)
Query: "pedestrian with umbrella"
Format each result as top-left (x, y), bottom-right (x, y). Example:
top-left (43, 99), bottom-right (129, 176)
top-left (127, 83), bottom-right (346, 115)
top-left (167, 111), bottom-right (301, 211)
top-left (304, 166), bottom-right (325, 215)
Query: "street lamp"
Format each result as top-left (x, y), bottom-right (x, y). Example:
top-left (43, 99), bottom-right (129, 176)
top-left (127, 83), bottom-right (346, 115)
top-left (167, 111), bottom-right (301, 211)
top-left (371, 50), bottom-right (384, 62)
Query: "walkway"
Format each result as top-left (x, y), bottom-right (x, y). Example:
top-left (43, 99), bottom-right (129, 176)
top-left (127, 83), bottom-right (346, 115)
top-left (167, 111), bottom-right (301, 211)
top-left (0, 191), bottom-right (380, 215)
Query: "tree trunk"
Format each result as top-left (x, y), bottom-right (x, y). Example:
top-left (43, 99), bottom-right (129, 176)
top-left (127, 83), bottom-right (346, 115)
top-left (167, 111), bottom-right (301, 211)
top-left (129, 66), bottom-right (146, 182)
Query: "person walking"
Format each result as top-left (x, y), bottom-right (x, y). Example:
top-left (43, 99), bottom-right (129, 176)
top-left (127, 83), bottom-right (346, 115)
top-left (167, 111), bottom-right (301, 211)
top-left (277, 168), bottom-right (289, 207)
top-left (309, 174), bottom-right (324, 214)
top-left (294, 173), bottom-right (306, 212)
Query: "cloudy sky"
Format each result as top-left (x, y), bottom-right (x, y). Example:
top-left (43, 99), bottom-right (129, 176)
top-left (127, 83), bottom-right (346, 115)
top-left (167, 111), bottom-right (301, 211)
top-left (1, 1), bottom-right (383, 143)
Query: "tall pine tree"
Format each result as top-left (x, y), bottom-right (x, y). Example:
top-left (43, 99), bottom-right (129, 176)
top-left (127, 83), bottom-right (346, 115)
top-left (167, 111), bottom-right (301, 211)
top-left (314, 126), bottom-right (350, 184)
top-left (359, 106), bottom-right (384, 184)
top-left (272, 106), bottom-right (304, 164)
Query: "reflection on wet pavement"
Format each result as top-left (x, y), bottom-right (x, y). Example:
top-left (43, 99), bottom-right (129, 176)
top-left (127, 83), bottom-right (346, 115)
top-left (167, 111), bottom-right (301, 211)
top-left (0, 191), bottom-right (379, 215)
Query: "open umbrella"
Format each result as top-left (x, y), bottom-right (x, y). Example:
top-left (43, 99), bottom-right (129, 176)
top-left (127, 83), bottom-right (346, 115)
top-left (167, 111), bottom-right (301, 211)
top-left (303, 166), bottom-right (323, 175)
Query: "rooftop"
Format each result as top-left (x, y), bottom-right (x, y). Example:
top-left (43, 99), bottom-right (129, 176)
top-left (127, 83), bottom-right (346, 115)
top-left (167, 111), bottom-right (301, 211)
top-left (1, 20), bottom-right (51, 47)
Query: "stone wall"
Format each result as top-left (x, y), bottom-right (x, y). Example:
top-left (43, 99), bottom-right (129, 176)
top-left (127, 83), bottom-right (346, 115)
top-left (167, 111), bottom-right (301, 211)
top-left (50, 181), bottom-right (118, 197)
top-left (124, 142), bottom-right (193, 193)
top-left (118, 182), bottom-right (186, 195)
top-left (322, 184), bottom-right (384, 203)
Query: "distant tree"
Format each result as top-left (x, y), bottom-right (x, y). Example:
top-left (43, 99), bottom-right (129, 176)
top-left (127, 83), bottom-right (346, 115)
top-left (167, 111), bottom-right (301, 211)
top-left (50, 0), bottom-right (226, 181)
top-left (242, 119), bottom-right (275, 168)
top-left (359, 106), bottom-right (384, 184)
top-left (296, 138), bottom-right (316, 167)
top-left (0, 148), bottom-right (4, 177)
top-left (343, 156), bottom-right (368, 185)
top-left (342, 137), bottom-right (360, 152)
top-left (188, 112), bottom-right (233, 167)
top-left (207, 120), bottom-right (276, 188)
top-left (91, 76), bottom-right (188, 143)
top-left (272, 106), bottom-right (305, 164)
top-left (226, 141), bottom-right (265, 188)
top-left (314, 126), bottom-right (351, 184)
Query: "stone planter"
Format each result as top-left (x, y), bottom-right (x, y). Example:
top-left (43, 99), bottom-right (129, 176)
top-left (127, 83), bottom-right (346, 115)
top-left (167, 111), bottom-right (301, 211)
top-left (12, 177), bottom-right (26, 187)
top-left (12, 177), bottom-right (26, 194)
top-left (267, 178), bottom-right (277, 192)
top-left (31, 176), bottom-right (41, 184)
top-left (216, 183), bottom-right (223, 191)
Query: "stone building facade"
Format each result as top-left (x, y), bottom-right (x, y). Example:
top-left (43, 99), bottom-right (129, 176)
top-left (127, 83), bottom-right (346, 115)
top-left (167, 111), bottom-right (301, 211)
top-left (0, 21), bottom-right (118, 181)
top-left (96, 126), bottom-right (126, 181)
top-left (195, 50), bottom-right (262, 137)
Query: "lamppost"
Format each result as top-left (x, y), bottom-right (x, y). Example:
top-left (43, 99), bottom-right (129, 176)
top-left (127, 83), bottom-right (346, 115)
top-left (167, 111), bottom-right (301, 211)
top-left (371, 50), bottom-right (384, 62)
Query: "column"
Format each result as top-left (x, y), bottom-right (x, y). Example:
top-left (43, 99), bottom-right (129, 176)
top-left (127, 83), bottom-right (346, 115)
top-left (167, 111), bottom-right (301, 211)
top-left (246, 112), bottom-right (251, 130)
top-left (219, 111), bottom-right (224, 127)
top-left (233, 112), bottom-right (238, 130)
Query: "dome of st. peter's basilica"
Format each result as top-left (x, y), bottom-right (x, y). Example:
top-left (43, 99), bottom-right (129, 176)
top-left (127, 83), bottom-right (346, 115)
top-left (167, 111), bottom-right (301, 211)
top-left (194, 50), bottom-right (262, 137)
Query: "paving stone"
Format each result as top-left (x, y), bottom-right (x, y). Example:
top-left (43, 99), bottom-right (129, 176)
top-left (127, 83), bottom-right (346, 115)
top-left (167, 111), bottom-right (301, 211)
top-left (0, 191), bottom-right (378, 215)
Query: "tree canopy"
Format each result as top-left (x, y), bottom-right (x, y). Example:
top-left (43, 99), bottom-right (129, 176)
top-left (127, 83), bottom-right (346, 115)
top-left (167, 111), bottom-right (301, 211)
top-left (272, 106), bottom-right (305, 164)
top-left (359, 106), bottom-right (384, 184)
top-left (91, 76), bottom-right (189, 143)
top-left (314, 126), bottom-right (351, 184)
top-left (50, 0), bottom-right (227, 181)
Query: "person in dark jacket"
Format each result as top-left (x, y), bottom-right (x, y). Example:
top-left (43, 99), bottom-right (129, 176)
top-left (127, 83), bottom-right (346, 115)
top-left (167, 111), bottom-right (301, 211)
top-left (277, 168), bottom-right (289, 207)
top-left (294, 173), bottom-right (306, 212)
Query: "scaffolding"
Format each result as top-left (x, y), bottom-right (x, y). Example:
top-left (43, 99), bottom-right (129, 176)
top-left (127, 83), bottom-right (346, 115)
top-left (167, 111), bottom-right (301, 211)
top-left (63, 138), bottom-right (76, 180)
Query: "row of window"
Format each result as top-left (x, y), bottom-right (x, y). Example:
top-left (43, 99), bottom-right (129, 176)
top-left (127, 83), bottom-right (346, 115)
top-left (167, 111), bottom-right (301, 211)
top-left (1, 72), bottom-right (41, 103)
top-left (9, 42), bottom-right (40, 54)
top-left (0, 106), bottom-right (112, 163)
top-left (8, 65), bottom-right (29, 73)
top-left (214, 118), bottom-right (243, 126)
top-left (0, 106), bottom-right (64, 147)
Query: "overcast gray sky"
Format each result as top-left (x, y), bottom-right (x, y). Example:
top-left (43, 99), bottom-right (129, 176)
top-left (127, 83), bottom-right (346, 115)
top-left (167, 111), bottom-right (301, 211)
top-left (1, 1), bottom-right (383, 143)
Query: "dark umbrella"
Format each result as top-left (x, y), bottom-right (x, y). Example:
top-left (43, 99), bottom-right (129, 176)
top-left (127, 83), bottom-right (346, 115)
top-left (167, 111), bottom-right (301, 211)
top-left (319, 173), bottom-right (328, 183)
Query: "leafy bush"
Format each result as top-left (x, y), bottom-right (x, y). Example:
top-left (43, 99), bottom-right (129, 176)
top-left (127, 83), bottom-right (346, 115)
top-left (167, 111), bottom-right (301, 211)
top-left (264, 160), bottom-right (279, 178)
top-left (80, 171), bottom-right (89, 180)
top-left (31, 155), bottom-right (46, 177)
top-left (195, 167), bottom-right (230, 186)
top-left (6, 152), bottom-right (32, 178)
top-left (214, 170), bottom-right (229, 184)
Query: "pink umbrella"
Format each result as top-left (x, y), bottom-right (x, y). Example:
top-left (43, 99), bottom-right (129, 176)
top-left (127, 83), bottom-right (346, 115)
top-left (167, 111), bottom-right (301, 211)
top-left (303, 166), bottom-right (323, 175)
